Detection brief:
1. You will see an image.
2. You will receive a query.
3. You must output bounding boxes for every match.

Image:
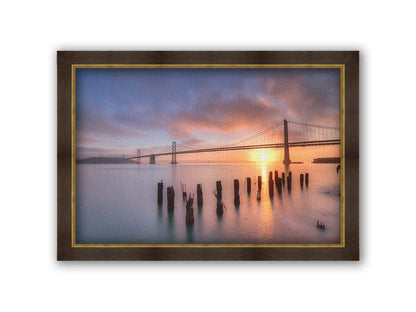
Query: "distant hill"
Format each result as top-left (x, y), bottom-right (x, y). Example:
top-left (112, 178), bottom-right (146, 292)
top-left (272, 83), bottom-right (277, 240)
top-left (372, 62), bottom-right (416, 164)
top-left (76, 157), bottom-right (137, 164)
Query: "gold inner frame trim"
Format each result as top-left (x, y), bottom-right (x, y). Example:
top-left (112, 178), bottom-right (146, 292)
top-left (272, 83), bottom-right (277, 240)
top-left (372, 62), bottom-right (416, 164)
top-left (71, 64), bottom-right (346, 248)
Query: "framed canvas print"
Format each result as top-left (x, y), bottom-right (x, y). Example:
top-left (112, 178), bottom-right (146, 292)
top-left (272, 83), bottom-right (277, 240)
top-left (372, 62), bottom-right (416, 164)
top-left (57, 51), bottom-right (359, 260)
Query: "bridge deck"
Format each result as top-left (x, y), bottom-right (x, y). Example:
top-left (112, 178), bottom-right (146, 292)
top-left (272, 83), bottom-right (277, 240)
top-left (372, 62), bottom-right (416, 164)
top-left (126, 139), bottom-right (340, 160)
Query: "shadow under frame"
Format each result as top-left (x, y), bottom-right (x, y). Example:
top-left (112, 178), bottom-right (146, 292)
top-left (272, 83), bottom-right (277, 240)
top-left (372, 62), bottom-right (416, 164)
top-left (58, 51), bottom-right (359, 260)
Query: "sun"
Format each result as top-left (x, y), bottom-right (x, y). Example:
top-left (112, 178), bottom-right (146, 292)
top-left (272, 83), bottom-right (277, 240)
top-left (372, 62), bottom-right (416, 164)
top-left (252, 149), bottom-right (277, 163)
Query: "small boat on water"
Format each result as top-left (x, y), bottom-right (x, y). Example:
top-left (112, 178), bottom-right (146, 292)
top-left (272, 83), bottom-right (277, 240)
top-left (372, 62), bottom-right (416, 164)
top-left (317, 220), bottom-right (326, 230)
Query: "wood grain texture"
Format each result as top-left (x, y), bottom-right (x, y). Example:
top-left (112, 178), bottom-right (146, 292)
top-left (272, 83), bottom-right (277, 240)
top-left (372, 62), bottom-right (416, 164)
top-left (57, 51), bottom-right (359, 260)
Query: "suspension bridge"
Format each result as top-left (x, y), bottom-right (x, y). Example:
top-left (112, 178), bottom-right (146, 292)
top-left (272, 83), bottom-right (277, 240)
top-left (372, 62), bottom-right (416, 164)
top-left (126, 119), bottom-right (340, 164)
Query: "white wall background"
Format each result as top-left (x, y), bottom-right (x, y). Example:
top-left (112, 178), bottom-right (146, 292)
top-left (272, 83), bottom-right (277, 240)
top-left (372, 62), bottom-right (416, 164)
top-left (1, 1), bottom-right (415, 311)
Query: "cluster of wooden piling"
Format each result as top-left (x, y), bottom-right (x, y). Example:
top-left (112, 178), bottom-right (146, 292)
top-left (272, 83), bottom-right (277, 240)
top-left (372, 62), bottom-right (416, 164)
top-left (263, 170), bottom-right (312, 195)
top-left (156, 169), bottom-right (311, 224)
top-left (159, 182), bottom-right (199, 224)
top-left (246, 170), bottom-right (310, 200)
top-left (299, 172), bottom-right (309, 188)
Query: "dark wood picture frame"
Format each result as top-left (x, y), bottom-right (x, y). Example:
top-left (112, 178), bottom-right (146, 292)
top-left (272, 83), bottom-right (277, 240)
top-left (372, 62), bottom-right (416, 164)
top-left (58, 51), bottom-right (359, 260)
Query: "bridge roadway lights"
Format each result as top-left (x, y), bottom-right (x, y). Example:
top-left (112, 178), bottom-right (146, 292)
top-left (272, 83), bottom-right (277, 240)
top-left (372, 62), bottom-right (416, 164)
top-left (149, 154), bottom-right (156, 164)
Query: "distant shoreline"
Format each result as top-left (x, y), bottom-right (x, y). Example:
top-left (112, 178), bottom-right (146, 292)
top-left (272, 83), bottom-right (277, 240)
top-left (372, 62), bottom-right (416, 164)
top-left (76, 157), bottom-right (339, 165)
top-left (76, 157), bottom-right (136, 164)
top-left (312, 157), bottom-right (340, 164)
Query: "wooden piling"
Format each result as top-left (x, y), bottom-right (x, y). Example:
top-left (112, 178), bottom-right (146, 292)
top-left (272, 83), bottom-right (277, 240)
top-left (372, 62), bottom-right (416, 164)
top-left (216, 181), bottom-right (223, 215)
top-left (180, 182), bottom-right (187, 200)
top-left (282, 172), bottom-right (285, 186)
top-left (274, 171), bottom-right (278, 187)
top-left (234, 179), bottom-right (240, 205)
top-left (216, 181), bottom-right (222, 202)
top-left (268, 176), bottom-right (274, 197)
top-left (216, 201), bottom-right (224, 215)
top-left (186, 197), bottom-right (194, 225)
top-left (269, 171), bottom-right (273, 181)
top-left (276, 178), bottom-right (282, 194)
top-left (288, 172), bottom-right (292, 191)
top-left (300, 173), bottom-right (304, 188)
top-left (258, 176), bottom-right (262, 191)
top-left (167, 186), bottom-right (175, 211)
top-left (246, 177), bottom-right (251, 193)
top-left (305, 173), bottom-right (309, 186)
top-left (197, 184), bottom-right (203, 205)
top-left (157, 181), bottom-right (163, 204)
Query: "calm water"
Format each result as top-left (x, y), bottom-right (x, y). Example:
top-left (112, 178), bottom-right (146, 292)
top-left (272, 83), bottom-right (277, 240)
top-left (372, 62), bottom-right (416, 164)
top-left (76, 163), bottom-right (340, 244)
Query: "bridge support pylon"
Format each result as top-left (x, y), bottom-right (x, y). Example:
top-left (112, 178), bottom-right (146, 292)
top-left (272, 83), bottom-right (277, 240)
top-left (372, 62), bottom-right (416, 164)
top-left (137, 149), bottom-right (141, 164)
top-left (283, 119), bottom-right (291, 165)
top-left (150, 154), bottom-right (156, 164)
top-left (171, 141), bottom-right (177, 164)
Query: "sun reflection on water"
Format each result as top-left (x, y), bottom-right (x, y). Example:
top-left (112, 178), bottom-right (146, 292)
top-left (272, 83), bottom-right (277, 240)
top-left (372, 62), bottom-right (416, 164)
top-left (261, 162), bottom-right (266, 181)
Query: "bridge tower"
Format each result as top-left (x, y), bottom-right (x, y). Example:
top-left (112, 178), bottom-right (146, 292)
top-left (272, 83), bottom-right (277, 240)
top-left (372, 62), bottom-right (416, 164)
top-left (150, 154), bottom-right (156, 164)
top-left (283, 119), bottom-right (291, 164)
top-left (136, 149), bottom-right (141, 164)
top-left (171, 141), bottom-right (177, 164)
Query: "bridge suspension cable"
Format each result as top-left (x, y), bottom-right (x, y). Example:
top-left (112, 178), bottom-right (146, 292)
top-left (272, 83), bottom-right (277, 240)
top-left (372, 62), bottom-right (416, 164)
top-left (286, 120), bottom-right (340, 142)
top-left (287, 120), bottom-right (340, 130)
top-left (227, 121), bottom-right (284, 146)
top-left (175, 121), bottom-right (284, 151)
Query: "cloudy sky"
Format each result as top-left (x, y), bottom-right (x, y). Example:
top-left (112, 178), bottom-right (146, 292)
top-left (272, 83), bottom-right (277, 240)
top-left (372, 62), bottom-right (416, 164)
top-left (76, 67), bottom-right (340, 161)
